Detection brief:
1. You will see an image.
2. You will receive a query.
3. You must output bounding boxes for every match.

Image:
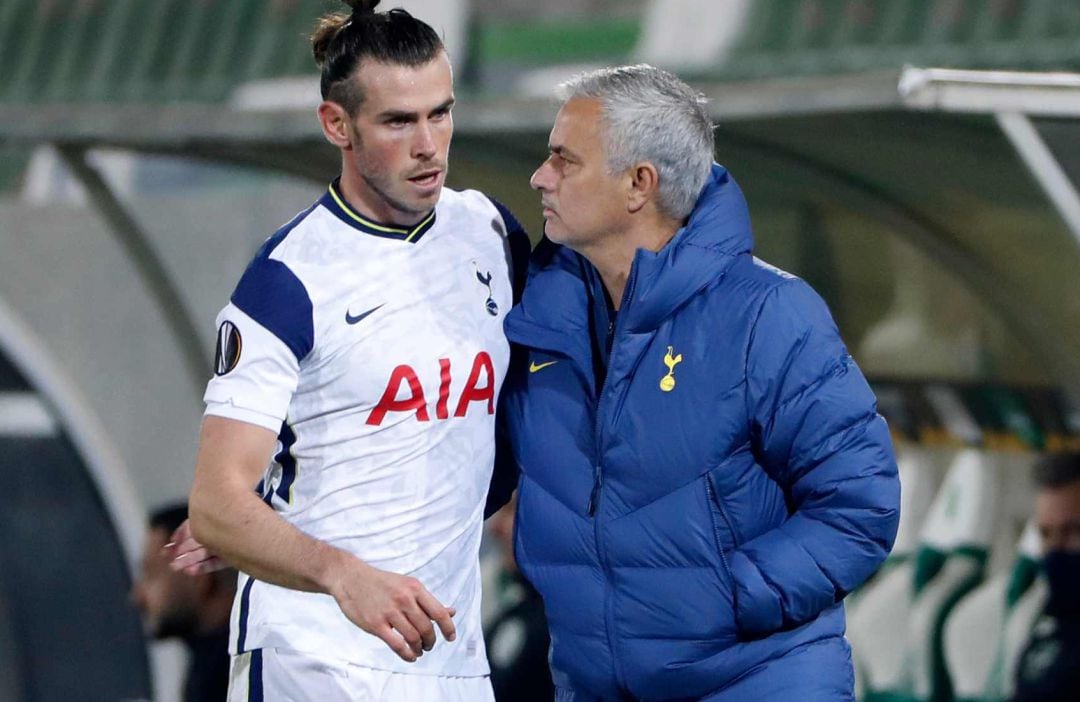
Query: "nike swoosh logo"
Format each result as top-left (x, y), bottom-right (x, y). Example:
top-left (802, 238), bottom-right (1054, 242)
top-left (345, 304), bottom-right (384, 325)
top-left (529, 360), bottom-right (558, 373)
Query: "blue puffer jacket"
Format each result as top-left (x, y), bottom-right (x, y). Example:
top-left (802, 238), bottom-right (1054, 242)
top-left (500, 165), bottom-right (900, 701)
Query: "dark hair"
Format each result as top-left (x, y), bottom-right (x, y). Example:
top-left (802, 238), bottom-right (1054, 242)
top-left (149, 502), bottom-right (188, 535)
top-left (1033, 452), bottom-right (1080, 489)
top-left (311, 0), bottom-right (444, 114)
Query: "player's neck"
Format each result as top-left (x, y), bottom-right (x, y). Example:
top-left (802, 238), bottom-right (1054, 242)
top-left (336, 169), bottom-right (431, 229)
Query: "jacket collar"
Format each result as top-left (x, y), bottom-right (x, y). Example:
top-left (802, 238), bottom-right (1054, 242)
top-left (507, 164), bottom-right (753, 350)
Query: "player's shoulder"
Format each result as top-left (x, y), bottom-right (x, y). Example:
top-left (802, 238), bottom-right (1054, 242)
top-left (249, 202), bottom-right (317, 262)
top-left (228, 199), bottom-right (326, 337)
top-left (440, 188), bottom-right (531, 302)
top-left (252, 196), bottom-right (348, 269)
top-left (437, 186), bottom-right (493, 211)
top-left (438, 188), bottom-right (526, 237)
top-left (436, 187), bottom-right (499, 224)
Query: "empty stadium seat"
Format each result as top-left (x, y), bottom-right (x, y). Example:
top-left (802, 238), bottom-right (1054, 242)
top-left (633, 0), bottom-right (752, 71)
top-left (985, 523), bottom-right (1047, 702)
top-left (944, 520), bottom-right (1041, 702)
top-left (849, 554), bottom-right (916, 698)
top-left (848, 447), bottom-right (944, 699)
top-left (859, 448), bottom-right (997, 702)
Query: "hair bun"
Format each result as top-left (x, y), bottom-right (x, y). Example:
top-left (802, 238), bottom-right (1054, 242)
top-left (344, 0), bottom-right (380, 15)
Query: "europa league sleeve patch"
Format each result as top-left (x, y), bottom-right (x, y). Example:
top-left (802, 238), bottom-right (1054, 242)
top-left (214, 321), bottom-right (242, 376)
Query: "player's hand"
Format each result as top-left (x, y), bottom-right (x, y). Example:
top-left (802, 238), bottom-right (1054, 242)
top-left (330, 558), bottom-right (457, 663)
top-left (165, 519), bottom-right (228, 576)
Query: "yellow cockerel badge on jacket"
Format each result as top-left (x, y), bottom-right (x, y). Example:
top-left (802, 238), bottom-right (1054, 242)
top-left (660, 346), bottom-right (683, 392)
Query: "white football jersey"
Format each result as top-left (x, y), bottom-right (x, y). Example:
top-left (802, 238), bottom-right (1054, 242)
top-left (203, 180), bottom-right (527, 676)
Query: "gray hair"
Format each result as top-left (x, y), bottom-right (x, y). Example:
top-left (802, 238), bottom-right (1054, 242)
top-left (557, 64), bottom-right (714, 220)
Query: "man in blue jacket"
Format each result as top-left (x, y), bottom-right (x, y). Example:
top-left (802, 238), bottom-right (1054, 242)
top-left (498, 64), bottom-right (901, 701)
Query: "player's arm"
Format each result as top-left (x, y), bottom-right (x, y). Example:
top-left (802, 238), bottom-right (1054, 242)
top-left (188, 415), bottom-right (456, 661)
top-left (187, 236), bottom-right (457, 661)
top-left (188, 415), bottom-right (336, 593)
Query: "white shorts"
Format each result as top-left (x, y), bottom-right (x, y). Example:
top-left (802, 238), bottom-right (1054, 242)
top-left (227, 648), bottom-right (495, 702)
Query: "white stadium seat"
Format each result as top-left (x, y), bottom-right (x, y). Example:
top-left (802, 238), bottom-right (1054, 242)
top-left (944, 520), bottom-right (1041, 702)
top-left (848, 448), bottom-right (943, 697)
top-left (857, 448), bottom-right (998, 701)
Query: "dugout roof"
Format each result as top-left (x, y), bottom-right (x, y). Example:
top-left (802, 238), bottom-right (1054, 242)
top-left (3, 67), bottom-right (1079, 396)
top-left (2, 2), bottom-right (1080, 396)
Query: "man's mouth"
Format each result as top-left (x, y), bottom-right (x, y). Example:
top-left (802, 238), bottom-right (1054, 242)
top-left (408, 169), bottom-right (442, 187)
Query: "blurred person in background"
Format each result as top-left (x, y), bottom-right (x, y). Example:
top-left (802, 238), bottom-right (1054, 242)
top-left (1011, 451), bottom-right (1080, 702)
top-left (496, 64), bottom-right (900, 701)
top-left (131, 502), bottom-right (235, 702)
top-left (171, 0), bottom-right (527, 699)
top-left (483, 495), bottom-right (555, 702)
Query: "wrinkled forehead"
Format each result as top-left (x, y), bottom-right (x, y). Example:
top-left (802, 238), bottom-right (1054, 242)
top-left (550, 97), bottom-right (606, 154)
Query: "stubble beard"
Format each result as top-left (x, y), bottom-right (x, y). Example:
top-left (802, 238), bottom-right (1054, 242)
top-left (361, 168), bottom-right (443, 223)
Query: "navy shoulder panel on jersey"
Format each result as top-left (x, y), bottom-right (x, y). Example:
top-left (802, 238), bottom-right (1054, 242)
top-left (230, 215), bottom-right (315, 362)
top-left (488, 197), bottom-right (532, 304)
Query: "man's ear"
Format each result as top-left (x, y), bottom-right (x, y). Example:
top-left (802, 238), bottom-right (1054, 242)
top-left (627, 162), bottom-right (660, 214)
top-left (318, 101), bottom-right (352, 149)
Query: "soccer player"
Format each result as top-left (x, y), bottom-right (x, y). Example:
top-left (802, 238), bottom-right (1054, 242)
top-left (180, 2), bottom-right (527, 699)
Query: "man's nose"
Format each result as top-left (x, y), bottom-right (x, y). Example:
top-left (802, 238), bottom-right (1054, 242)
top-left (530, 160), bottom-right (553, 191)
top-left (413, 121), bottom-right (436, 159)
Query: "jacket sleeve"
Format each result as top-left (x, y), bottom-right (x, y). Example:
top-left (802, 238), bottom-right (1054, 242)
top-left (729, 278), bottom-right (900, 637)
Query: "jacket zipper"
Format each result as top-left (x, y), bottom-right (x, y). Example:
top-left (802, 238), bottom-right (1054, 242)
top-left (586, 263), bottom-right (638, 516)
top-left (706, 472), bottom-right (741, 616)
top-left (705, 473), bottom-right (741, 549)
top-left (588, 262), bottom-right (639, 695)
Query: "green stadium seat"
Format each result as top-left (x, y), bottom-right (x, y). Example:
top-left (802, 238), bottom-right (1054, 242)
top-left (4, 0), bottom-right (73, 103)
top-left (0, 0), bottom-right (37, 100)
top-left (197, 0), bottom-right (270, 100)
top-left (42, 0), bottom-right (114, 102)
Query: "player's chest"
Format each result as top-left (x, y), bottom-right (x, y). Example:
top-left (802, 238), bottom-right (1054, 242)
top-left (302, 239), bottom-right (512, 411)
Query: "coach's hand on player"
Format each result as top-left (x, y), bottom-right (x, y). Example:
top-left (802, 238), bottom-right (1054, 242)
top-left (166, 519), bottom-right (228, 576)
top-left (330, 557), bottom-right (457, 662)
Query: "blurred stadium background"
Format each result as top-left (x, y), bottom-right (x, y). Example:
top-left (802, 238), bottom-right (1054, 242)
top-left (2, 0), bottom-right (1080, 700)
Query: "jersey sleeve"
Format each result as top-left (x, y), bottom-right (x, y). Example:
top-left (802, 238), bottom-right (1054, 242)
top-left (488, 197), bottom-right (531, 304)
top-left (203, 241), bottom-right (315, 432)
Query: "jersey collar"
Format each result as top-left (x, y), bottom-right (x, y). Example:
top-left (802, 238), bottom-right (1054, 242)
top-left (321, 178), bottom-right (437, 243)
